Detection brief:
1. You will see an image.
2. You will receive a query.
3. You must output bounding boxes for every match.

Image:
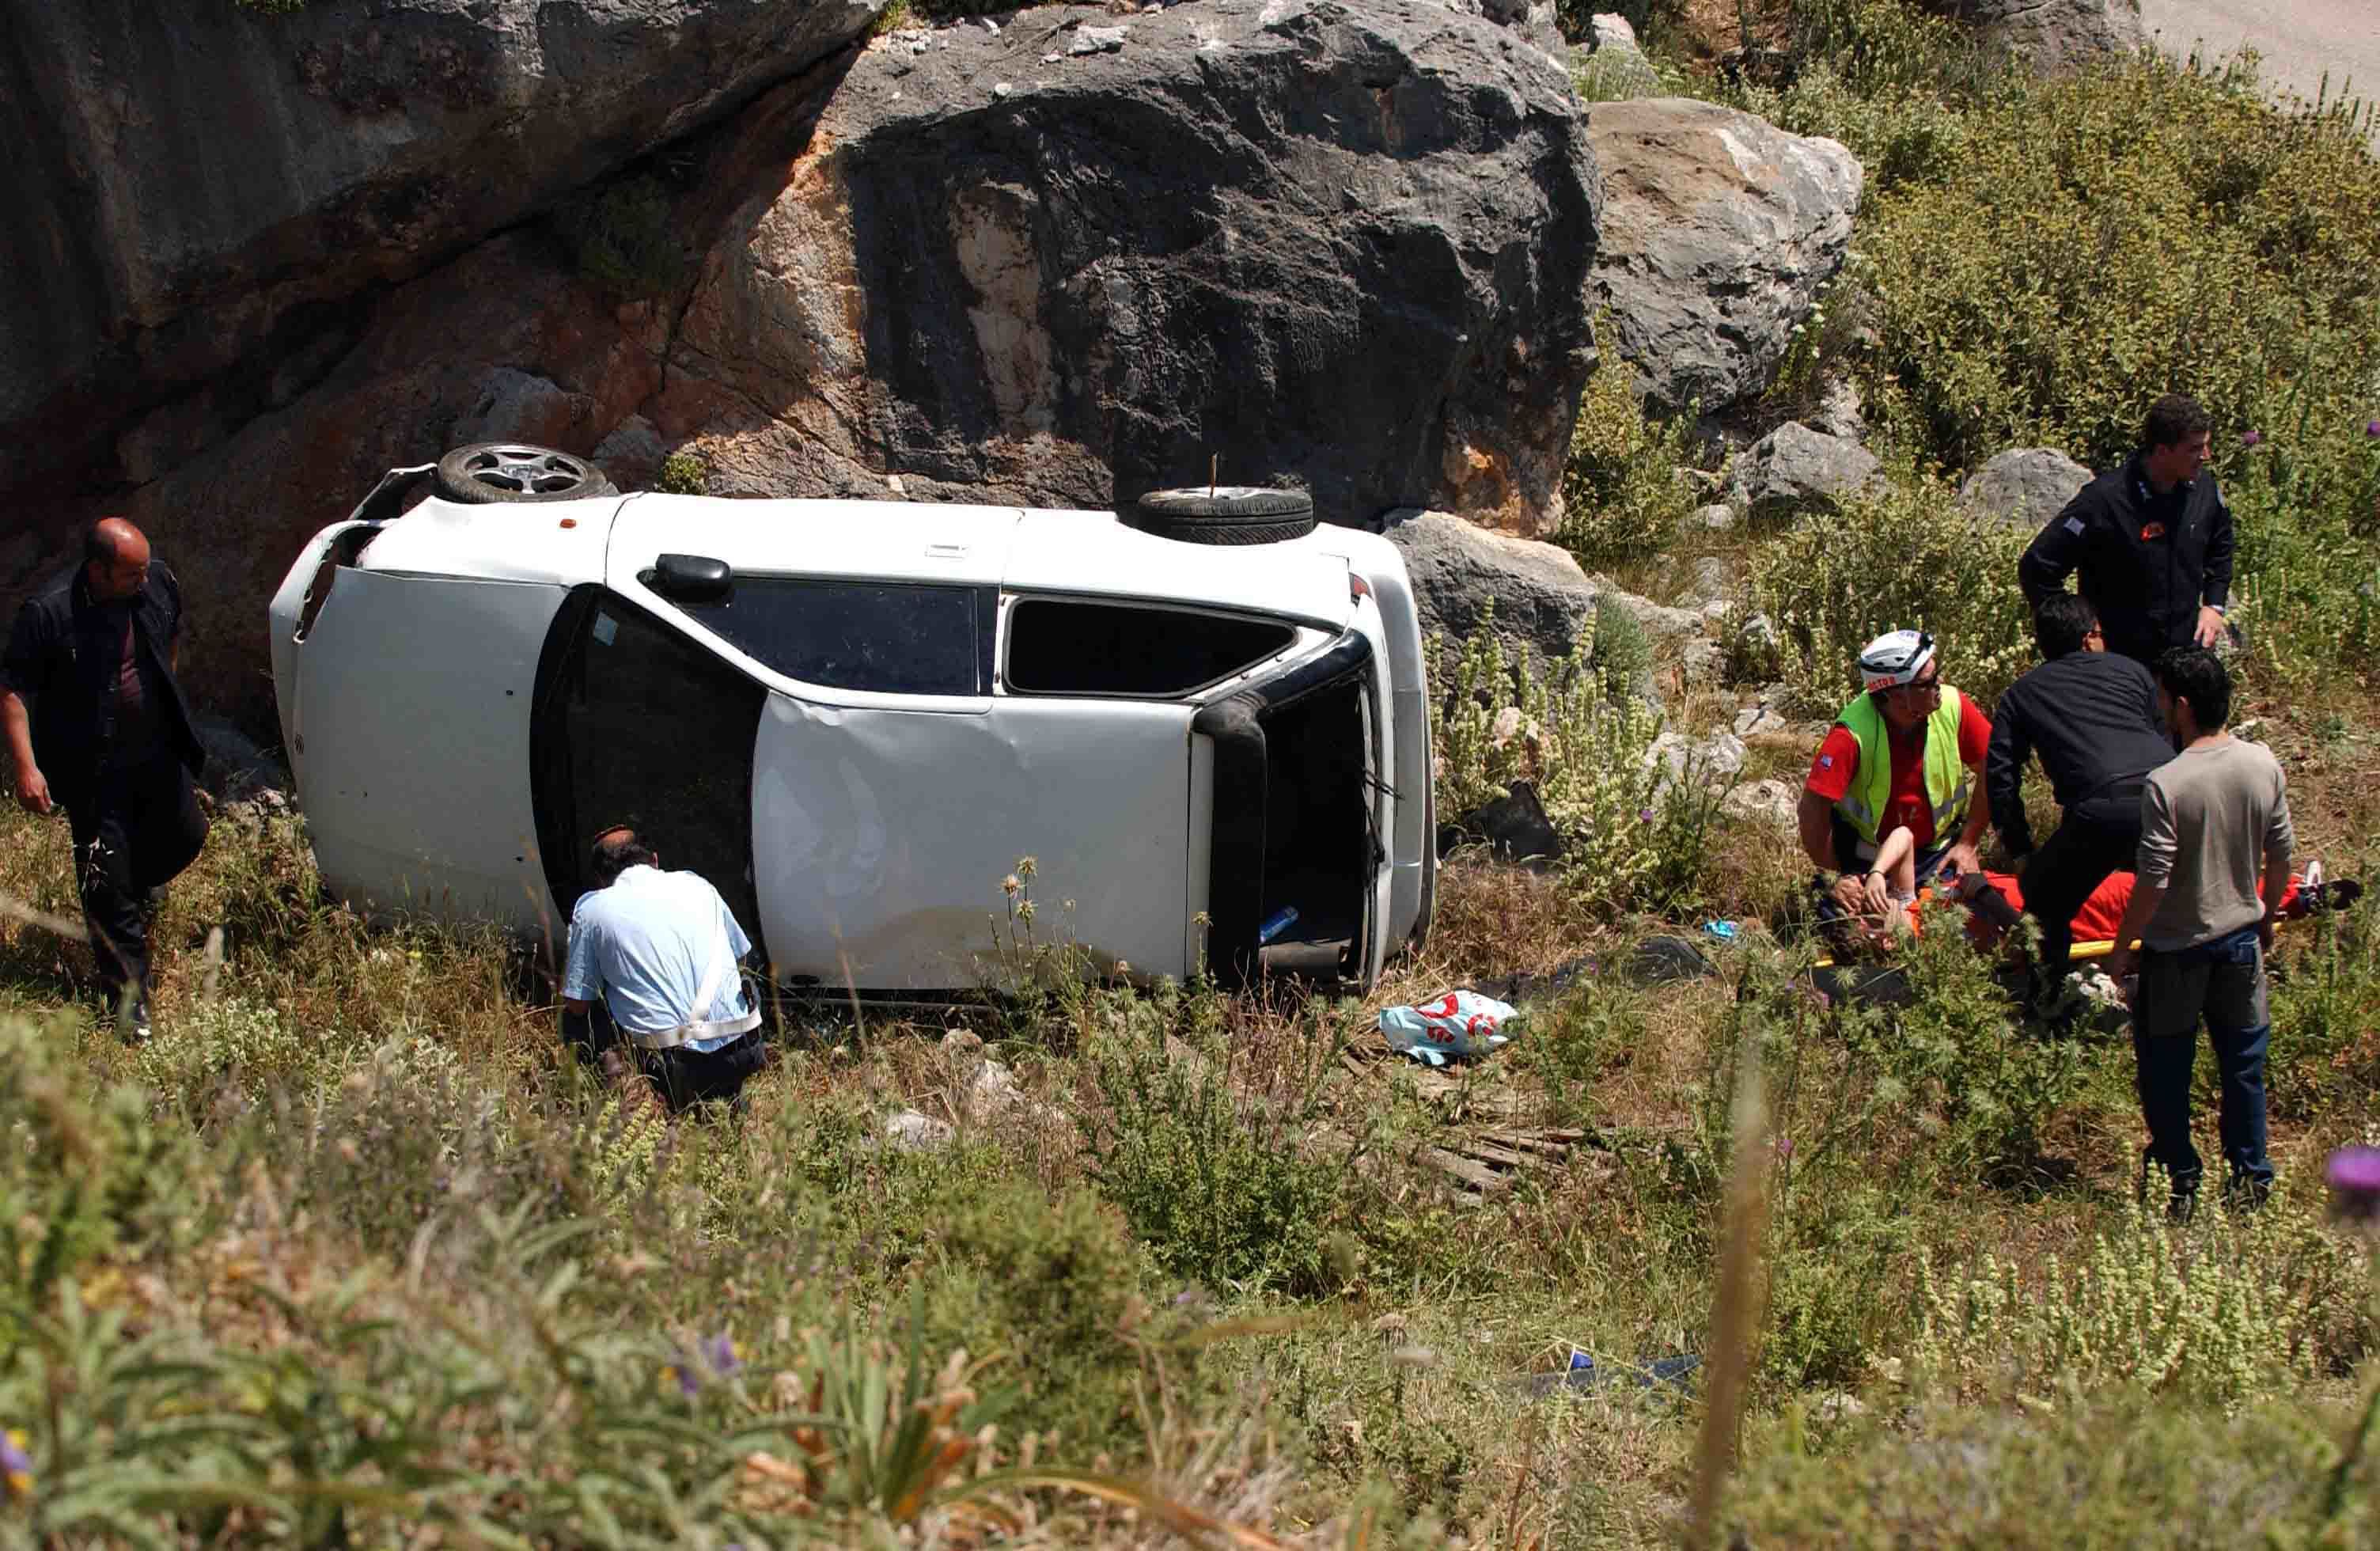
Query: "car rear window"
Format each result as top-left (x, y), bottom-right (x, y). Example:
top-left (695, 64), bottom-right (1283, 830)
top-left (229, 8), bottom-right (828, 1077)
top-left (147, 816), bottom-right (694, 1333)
top-left (1005, 599), bottom-right (1296, 696)
top-left (672, 578), bottom-right (988, 696)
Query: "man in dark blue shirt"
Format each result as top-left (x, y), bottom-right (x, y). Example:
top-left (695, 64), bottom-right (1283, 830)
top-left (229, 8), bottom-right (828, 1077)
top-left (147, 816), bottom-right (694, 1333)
top-left (2, 519), bottom-right (209, 1040)
top-left (1985, 593), bottom-right (2176, 1010)
top-left (2018, 395), bottom-right (2234, 667)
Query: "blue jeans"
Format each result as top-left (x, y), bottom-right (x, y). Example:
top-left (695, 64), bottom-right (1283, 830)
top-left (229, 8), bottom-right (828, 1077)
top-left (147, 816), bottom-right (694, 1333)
top-left (2132, 923), bottom-right (2272, 1199)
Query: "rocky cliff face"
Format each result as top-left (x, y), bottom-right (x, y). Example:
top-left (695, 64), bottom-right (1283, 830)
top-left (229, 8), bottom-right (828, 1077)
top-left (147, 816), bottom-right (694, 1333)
top-left (4, 0), bottom-right (1602, 726)
top-left (667, 0), bottom-right (1600, 529)
top-left (0, 0), bottom-right (883, 498)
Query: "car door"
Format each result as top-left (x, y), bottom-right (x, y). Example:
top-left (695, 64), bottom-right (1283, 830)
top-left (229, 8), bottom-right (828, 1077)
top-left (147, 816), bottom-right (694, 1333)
top-left (750, 692), bottom-right (1196, 989)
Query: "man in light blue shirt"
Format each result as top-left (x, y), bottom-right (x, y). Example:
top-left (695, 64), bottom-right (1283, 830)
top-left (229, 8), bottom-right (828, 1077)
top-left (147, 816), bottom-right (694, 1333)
top-left (561, 826), bottom-right (764, 1113)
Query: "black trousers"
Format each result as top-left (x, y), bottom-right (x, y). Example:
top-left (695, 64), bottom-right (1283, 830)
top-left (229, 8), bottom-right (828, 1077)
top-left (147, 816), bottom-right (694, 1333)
top-left (66, 757), bottom-right (210, 1007)
top-left (567, 1000), bottom-right (764, 1113)
top-left (2019, 784), bottom-right (2143, 1001)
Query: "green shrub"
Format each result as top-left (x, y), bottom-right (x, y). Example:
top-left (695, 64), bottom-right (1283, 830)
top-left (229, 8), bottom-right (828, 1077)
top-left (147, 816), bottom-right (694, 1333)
top-left (1734, 6), bottom-right (2380, 688)
top-left (1906, 1189), bottom-right (2368, 1412)
top-left (1741, 467), bottom-right (2034, 715)
top-left (1430, 612), bottom-right (1726, 917)
top-left (1080, 991), bottom-right (1358, 1296)
top-left (655, 451), bottom-right (708, 495)
top-left (1730, 1390), bottom-right (2374, 1546)
top-left (1558, 355), bottom-right (1700, 563)
top-left (559, 175), bottom-right (688, 300)
top-left (911, 1180), bottom-right (1160, 1454)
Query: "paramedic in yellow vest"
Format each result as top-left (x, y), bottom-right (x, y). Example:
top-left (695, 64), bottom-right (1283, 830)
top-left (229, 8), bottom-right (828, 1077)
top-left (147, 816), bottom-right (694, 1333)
top-left (1796, 629), bottom-right (1995, 929)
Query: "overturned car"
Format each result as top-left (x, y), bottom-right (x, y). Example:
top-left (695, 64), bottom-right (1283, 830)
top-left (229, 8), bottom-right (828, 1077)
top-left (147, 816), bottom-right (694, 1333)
top-left (268, 444), bottom-right (1434, 992)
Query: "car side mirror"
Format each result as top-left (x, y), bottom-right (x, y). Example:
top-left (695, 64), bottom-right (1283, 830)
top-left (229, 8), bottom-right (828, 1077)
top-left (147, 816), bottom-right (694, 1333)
top-left (644, 553), bottom-right (732, 602)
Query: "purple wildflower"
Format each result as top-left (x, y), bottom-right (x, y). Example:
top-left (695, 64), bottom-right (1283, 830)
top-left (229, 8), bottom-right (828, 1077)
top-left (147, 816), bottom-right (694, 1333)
top-left (2240, 430), bottom-right (2263, 449)
top-left (673, 1359), bottom-right (701, 1398)
top-left (1638, 807), bottom-right (1655, 823)
top-left (1774, 1136), bottom-right (1795, 1162)
top-left (701, 1333), bottom-right (741, 1376)
top-left (2326, 1147), bottom-right (2380, 1222)
top-left (2367, 420), bottom-right (2380, 439)
top-left (0, 1432), bottom-right (28, 1477)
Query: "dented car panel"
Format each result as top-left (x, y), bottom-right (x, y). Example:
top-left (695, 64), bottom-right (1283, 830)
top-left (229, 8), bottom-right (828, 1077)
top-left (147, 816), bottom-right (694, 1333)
top-left (267, 474), bottom-right (1434, 992)
top-left (752, 693), bottom-right (1196, 988)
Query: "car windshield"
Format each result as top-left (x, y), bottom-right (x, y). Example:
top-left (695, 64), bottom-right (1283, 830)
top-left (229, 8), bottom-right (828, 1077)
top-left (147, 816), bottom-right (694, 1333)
top-left (669, 578), bottom-right (987, 696)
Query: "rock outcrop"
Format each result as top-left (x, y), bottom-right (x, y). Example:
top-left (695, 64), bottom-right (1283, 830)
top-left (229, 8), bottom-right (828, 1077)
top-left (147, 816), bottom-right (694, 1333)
top-left (2, 0), bottom-right (885, 498)
top-left (672, 0), bottom-right (1600, 528)
top-left (1387, 510), bottom-right (1602, 667)
top-left (1920, 0), bottom-right (2145, 75)
top-left (1586, 98), bottom-right (1861, 415)
top-left (1728, 421), bottom-right (1882, 520)
top-left (1961, 446), bottom-right (2090, 529)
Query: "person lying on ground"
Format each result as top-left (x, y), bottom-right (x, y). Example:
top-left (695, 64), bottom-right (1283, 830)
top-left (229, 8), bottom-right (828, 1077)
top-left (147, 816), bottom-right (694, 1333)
top-left (1891, 864), bottom-right (2348, 953)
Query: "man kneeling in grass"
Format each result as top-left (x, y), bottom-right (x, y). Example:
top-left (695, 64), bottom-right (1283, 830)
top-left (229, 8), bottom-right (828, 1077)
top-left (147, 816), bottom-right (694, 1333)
top-left (2105, 649), bottom-right (2292, 1218)
top-left (561, 826), bottom-right (766, 1115)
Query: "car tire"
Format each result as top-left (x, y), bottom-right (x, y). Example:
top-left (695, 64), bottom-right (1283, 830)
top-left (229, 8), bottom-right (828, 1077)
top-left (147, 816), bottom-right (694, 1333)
top-left (1135, 485), bottom-right (1317, 544)
top-left (434, 443), bottom-right (616, 505)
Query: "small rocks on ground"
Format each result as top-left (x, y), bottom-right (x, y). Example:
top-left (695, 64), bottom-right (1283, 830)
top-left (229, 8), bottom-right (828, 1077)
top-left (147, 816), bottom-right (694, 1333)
top-left (1722, 778), bottom-right (1799, 827)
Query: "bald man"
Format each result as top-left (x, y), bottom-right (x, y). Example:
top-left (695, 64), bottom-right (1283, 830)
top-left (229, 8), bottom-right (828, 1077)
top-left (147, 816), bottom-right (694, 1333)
top-left (2, 518), bottom-right (209, 1039)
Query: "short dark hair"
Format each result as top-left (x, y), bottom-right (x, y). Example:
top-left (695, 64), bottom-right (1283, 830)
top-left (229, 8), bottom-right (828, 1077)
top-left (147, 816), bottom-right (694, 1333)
top-left (2154, 647), bottom-right (2231, 731)
top-left (2143, 394), bottom-right (2210, 451)
top-left (588, 825), bottom-right (658, 885)
top-left (2033, 592), bottom-right (2099, 659)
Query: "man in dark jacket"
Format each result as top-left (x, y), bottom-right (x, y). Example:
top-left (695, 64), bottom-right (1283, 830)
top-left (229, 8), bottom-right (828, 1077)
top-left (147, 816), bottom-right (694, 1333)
top-left (2, 518), bottom-right (210, 1038)
top-left (2018, 394), bottom-right (2234, 666)
top-left (1986, 593), bottom-right (2176, 1007)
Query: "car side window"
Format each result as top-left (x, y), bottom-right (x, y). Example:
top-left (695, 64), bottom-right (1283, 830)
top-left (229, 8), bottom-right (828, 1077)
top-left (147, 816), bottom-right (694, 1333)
top-left (1004, 599), bottom-right (1296, 696)
top-left (671, 578), bottom-right (987, 696)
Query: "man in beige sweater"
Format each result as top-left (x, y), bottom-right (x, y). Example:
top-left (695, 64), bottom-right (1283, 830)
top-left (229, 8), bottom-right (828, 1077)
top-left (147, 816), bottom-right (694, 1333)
top-left (2107, 647), bottom-right (2292, 1215)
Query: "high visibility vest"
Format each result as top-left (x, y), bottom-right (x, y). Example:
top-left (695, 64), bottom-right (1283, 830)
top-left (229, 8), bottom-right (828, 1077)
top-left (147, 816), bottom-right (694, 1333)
top-left (1831, 688), bottom-right (1970, 851)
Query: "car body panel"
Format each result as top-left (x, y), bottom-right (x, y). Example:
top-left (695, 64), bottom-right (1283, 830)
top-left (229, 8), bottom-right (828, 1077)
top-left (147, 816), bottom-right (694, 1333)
top-left (751, 692), bottom-right (1196, 988)
top-left (608, 494), bottom-right (1020, 591)
top-left (285, 567), bottom-right (560, 929)
top-left (343, 489), bottom-right (619, 588)
top-left (1006, 511), bottom-right (1354, 629)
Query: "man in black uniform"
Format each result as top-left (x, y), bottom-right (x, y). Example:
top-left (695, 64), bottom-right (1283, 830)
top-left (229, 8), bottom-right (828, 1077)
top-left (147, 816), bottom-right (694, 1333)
top-left (2, 518), bottom-right (209, 1039)
top-left (2019, 394), bottom-right (2234, 666)
top-left (1985, 593), bottom-right (2177, 1008)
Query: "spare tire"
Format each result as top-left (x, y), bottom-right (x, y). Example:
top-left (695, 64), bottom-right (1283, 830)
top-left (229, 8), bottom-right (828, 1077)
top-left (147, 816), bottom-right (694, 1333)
top-left (1135, 485), bottom-right (1317, 545)
top-left (434, 443), bottom-right (616, 505)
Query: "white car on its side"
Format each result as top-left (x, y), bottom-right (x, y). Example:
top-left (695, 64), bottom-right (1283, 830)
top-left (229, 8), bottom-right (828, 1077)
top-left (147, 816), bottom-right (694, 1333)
top-left (267, 443), bottom-right (1434, 992)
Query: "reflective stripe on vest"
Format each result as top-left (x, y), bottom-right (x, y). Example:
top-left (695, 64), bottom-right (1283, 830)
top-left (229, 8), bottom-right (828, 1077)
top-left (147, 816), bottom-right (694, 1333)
top-left (1830, 688), bottom-right (1969, 849)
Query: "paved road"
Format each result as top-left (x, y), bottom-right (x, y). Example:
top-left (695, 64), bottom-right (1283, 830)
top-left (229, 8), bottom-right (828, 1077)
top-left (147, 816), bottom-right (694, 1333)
top-left (2136, 0), bottom-right (2380, 119)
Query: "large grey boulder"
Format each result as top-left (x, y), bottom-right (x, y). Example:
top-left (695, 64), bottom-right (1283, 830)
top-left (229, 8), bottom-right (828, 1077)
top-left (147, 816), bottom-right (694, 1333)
top-left (675, 0), bottom-right (1601, 532)
top-left (1920, 0), bottom-right (2145, 74)
top-left (1586, 98), bottom-right (1862, 415)
top-left (1729, 422), bottom-right (1883, 520)
top-left (0, 0), bottom-right (885, 498)
top-left (1961, 447), bottom-right (2090, 529)
top-left (1387, 510), bottom-right (1601, 667)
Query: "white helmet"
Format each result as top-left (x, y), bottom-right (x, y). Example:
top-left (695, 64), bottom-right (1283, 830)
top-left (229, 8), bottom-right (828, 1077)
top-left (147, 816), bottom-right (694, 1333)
top-left (1858, 628), bottom-right (1936, 692)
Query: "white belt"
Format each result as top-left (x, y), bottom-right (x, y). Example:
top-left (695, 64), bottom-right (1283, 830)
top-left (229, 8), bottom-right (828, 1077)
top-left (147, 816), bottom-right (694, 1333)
top-left (622, 915), bottom-right (760, 1052)
top-left (624, 1007), bottom-right (760, 1052)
